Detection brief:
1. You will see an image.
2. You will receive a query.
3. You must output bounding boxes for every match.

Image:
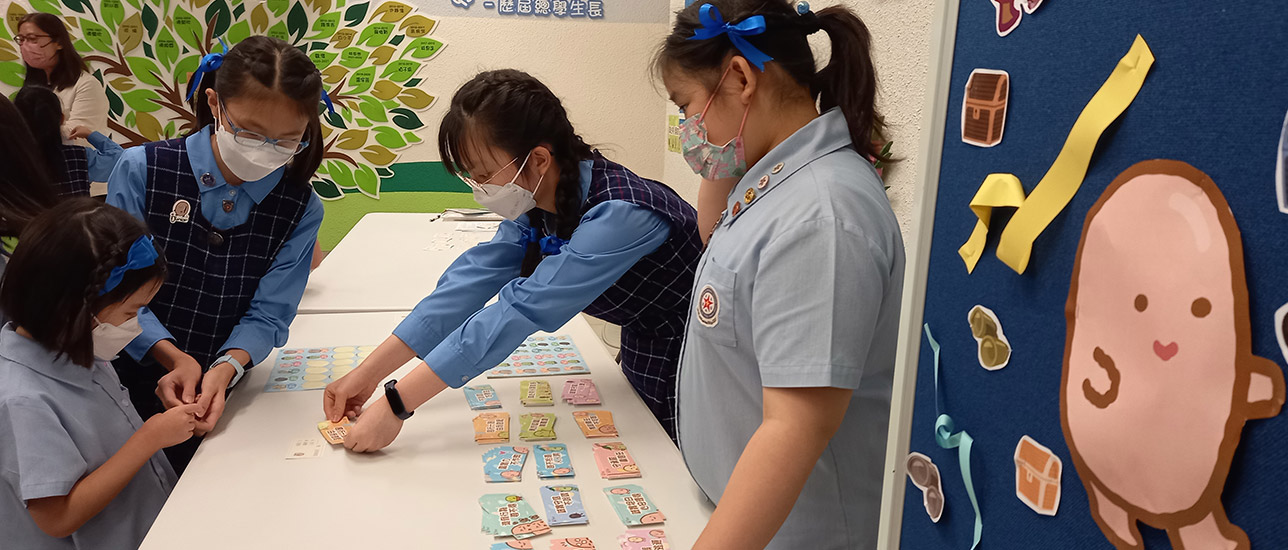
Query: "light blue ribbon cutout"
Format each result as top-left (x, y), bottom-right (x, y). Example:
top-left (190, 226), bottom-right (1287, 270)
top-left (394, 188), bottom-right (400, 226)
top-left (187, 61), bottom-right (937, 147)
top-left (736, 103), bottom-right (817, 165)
top-left (925, 323), bottom-right (982, 549)
top-left (687, 4), bottom-right (773, 70)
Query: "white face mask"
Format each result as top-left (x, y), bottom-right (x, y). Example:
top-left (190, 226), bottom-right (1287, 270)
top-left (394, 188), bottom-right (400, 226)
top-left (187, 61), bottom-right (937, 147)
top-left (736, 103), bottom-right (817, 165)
top-left (91, 316), bottom-right (142, 361)
top-left (471, 153), bottom-right (544, 221)
top-left (215, 115), bottom-right (296, 182)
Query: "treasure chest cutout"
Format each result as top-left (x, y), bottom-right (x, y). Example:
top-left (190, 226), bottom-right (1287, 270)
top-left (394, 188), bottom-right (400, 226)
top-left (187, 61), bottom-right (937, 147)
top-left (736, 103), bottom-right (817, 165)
top-left (962, 69), bottom-right (1010, 147)
top-left (1014, 435), bottom-right (1061, 516)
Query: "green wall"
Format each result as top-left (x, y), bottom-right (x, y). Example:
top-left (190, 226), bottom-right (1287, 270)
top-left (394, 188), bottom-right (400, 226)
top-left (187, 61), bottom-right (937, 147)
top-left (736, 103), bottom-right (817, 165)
top-left (318, 160), bottom-right (479, 250)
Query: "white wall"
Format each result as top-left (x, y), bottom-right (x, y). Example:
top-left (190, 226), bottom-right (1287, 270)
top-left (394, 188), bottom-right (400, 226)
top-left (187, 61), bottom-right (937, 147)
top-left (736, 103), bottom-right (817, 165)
top-left (661, 0), bottom-right (934, 237)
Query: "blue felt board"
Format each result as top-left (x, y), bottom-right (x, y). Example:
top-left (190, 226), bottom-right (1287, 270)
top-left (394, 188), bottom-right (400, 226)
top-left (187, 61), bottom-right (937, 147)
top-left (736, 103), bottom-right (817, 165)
top-left (901, 1), bottom-right (1288, 548)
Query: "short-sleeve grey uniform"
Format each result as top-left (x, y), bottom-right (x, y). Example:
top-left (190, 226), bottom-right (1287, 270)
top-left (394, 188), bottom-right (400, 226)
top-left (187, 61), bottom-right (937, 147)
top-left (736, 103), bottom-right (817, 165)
top-left (677, 109), bottom-right (905, 550)
top-left (0, 324), bottom-right (177, 549)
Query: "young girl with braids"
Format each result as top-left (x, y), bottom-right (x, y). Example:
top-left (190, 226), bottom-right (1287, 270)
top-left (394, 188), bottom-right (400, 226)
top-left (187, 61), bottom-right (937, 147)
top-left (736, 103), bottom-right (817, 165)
top-left (661, 1), bottom-right (904, 548)
top-left (0, 198), bottom-right (203, 549)
top-left (106, 35), bottom-right (325, 471)
top-left (323, 69), bottom-right (702, 449)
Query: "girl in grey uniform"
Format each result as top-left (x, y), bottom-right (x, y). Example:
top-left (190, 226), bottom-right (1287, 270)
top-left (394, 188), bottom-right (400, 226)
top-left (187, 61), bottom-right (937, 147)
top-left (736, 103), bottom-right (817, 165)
top-left (658, 1), bottom-right (905, 549)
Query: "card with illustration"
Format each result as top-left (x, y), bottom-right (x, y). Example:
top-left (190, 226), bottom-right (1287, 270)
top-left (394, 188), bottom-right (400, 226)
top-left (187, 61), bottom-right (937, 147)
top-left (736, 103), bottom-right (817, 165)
top-left (573, 410), bottom-right (618, 438)
top-left (520, 413), bottom-right (557, 441)
top-left (593, 442), bottom-right (641, 480)
top-left (466, 384), bottom-right (503, 410)
top-left (549, 538), bottom-right (596, 549)
top-left (540, 484), bottom-right (590, 526)
top-left (487, 334), bottom-right (590, 378)
top-left (483, 446), bottom-right (530, 483)
top-left (603, 485), bottom-right (665, 527)
top-left (475, 412), bottom-right (511, 445)
top-left (317, 419), bottom-right (353, 445)
top-left (480, 493), bottom-right (550, 540)
top-left (264, 345), bottom-right (375, 392)
top-left (490, 542), bottom-right (534, 550)
top-left (521, 380), bottom-right (555, 407)
top-left (617, 529), bottom-right (669, 550)
top-left (534, 443), bottom-right (575, 478)
top-left (563, 378), bottom-right (602, 405)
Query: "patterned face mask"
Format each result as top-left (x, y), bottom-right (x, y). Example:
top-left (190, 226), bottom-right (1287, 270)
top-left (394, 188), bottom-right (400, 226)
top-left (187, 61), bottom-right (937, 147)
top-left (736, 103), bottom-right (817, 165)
top-left (679, 66), bottom-right (751, 181)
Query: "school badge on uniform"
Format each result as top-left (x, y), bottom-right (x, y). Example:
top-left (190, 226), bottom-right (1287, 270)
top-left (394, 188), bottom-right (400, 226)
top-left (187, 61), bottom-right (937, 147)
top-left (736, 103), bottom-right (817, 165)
top-left (170, 199), bottom-right (191, 224)
top-left (697, 284), bottom-right (719, 327)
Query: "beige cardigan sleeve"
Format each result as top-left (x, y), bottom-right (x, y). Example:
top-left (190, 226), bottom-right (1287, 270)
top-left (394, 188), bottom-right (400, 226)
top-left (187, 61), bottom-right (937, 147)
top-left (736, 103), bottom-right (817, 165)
top-left (58, 71), bottom-right (110, 146)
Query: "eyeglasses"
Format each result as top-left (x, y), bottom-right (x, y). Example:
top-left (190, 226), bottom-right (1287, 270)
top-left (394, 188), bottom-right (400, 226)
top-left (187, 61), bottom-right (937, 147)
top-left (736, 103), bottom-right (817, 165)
top-left (14, 34), bottom-right (52, 46)
top-left (219, 100), bottom-right (309, 155)
top-left (456, 154), bottom-right (529, 192)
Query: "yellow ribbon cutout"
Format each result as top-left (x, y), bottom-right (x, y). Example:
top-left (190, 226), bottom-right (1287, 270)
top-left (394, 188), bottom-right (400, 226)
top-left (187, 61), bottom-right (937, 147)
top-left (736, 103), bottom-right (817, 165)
top-left (960, 35), bottom-right (1155, 274)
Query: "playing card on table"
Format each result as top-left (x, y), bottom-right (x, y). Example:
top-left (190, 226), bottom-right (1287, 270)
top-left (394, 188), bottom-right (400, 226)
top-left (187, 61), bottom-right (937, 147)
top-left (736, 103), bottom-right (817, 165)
top-left (562, 379), bottom-right (601, 405)
top-left (593, 442), bottom-right (641, 480)
top-left (521, 380), bottom-right (554, 407)
top-left (285, 437), bottom-right (323, 459)
top-left (480, 493), bottom-right (550, 540)
top-left (490, 542), bottom-right (534, 550)
top-left (483, 446), bottom-right (530, 483)
top-left (534, 443), bottom-right (575, 478)
top-left (573, 410), bottom-right (618, 438)
top-left (540, 485), bottom-right (589, 526)
top-left (475, 412), bottom-right (511, 444)
top-left (465, 384), bottom-right (503, 410)
top-left (549, 538), bottom-right (597, 549)
top-left (520, 413), bottom-right (557, 441)
top-left (316, 419), bottom-right (353, 445)
top-left (603, 485), bottom-right (665, 526)
top-left (617, 529), bottom-right (669, 550)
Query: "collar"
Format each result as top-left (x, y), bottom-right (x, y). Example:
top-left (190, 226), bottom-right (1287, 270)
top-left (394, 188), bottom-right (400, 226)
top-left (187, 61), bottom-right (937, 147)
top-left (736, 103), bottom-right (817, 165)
top-left (185, 125), bottom-right (285, 205)
top-left (0, 323), bottom-right (94, 389)
top-left (722, 108), bottom-right (855, 227)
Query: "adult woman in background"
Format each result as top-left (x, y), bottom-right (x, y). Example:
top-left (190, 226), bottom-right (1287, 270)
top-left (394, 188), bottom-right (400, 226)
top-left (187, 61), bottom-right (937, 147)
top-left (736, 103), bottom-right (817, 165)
top-left (17, 12), bottom-right (108, 146)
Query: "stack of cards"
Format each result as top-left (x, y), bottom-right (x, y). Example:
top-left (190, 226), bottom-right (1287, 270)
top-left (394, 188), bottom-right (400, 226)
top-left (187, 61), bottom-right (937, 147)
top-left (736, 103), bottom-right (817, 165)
top-left (535, 443), bottom-right (575, 478)
top-left (540, 485), bottom-right (589, 526)
top-left (475, 412), bottom-right (511, 444)
top-left (521, 380), bottom-right (554, 406)
top-left (562, 379), bottom-right (601, 405)
top-left (480, 493), bottom-right (550, 540)
top-left (520, 413), bottom-right (557, 441)
top-left (603, 485), bottom-right (665, 526)
top-left (466, 385), bottom-right (503, 410)
top-left (549, 538), bottom-right (597, 549)
top-left (483, 446), bottom-right (530, 483)
top-left (593, 442), bottom-right (642, 480)
top-left (618, 529), bottom-right (669, 550)
top-left (573, 410), bottom-right (618, 438)
top-left (317, 419), bottom-right (353, 445)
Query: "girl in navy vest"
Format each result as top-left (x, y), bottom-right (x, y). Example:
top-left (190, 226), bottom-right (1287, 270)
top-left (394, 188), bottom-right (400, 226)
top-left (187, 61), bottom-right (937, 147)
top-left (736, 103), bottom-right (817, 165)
top-left (15, 86), bottom-right (124, 197)
top-left (323, 69), bottom-right (702, 449)
top-left (106, 35), bottom-right (325, 471)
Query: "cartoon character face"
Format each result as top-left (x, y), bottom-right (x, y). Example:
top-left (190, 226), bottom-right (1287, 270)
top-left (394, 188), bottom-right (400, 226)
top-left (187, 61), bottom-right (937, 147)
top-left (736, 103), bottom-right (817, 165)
top-left (552, 468), bottom-right (572, 475)
top-left (500, 470), bottom-right (520, 480)
top-left (511, 519), bottom-right (549, 535)
top-left (640, 512), bottom-right (666, 524)
top-left (610, 487), bottom-right (630, 495)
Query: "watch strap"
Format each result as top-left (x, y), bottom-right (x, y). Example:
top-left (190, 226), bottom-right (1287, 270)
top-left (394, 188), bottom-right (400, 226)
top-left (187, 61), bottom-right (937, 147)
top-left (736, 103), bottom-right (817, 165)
top-left (212, 354), bottom-right (246, 389)
top-left (385, 379), bottom-right (414, 420)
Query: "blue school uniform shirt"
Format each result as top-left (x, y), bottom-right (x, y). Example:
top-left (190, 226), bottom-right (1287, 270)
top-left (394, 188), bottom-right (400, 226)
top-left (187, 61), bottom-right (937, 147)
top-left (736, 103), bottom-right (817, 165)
top-left (0, 324), bottom-right (177, 549)
top-left (392, 159), bottom-right (671, 387)
top-left (676, 109), bottom-right (906, 550)
top-left (106, 126), bottom-right (324, 366)
top-left (84, 131), bottom-right (124, 182)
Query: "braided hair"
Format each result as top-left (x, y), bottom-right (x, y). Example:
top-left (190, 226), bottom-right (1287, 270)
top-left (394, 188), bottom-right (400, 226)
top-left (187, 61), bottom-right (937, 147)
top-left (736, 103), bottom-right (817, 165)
top-left (438, 69), bottom-right (594, 276)
top-left (186, 35), bottom-right (325, 189)
top-left (0, 198), bottom-right (166, 367)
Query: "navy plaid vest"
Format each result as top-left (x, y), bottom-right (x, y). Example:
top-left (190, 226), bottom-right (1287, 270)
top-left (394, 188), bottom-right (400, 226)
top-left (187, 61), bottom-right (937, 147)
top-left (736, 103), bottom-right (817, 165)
top-left (536, 154), bottom-right (702, 337)
top-left (139, 137), bottom-right (312, 366)
top-left (55, 145), bottom-right (89, 197)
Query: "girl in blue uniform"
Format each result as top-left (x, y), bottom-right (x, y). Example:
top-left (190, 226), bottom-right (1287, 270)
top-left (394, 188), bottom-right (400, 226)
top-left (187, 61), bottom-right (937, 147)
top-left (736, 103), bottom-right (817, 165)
top-left (15, 85), bottom-right (124, 197)
top-left (107, 35), bottom-right (325, 470)
top-left (661, 2), bottom-right (904, 549)
top-left (0, 198), bottom-right (202, 549)
top-left (323, 69), bottom-right (702, 448)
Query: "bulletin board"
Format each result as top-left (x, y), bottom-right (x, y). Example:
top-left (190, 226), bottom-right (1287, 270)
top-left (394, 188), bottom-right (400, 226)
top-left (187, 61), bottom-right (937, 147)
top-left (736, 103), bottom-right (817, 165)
top-left (878, 1), bottom-right (1288, 549)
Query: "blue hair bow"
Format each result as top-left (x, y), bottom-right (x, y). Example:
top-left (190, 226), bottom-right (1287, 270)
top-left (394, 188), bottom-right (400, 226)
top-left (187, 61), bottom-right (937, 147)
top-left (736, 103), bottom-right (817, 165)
top-left (99, 236), bottom-right (159, 296)
top-left (185, 37), bottom-right (337, 115)
top-left (687, 4), bottom-right (773, 70)
top-left (520, 227), bottom-right (568, 256)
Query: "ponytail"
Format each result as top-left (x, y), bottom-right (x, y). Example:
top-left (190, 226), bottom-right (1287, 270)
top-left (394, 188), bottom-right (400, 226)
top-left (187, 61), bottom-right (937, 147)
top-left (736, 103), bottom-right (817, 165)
top-left (656, 0), bottom-right (889, 160)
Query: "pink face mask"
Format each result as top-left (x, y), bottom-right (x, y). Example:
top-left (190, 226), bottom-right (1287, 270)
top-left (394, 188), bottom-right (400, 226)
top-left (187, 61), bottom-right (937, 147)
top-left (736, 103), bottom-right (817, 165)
top-left (21, 41), bottom-right (56, 70)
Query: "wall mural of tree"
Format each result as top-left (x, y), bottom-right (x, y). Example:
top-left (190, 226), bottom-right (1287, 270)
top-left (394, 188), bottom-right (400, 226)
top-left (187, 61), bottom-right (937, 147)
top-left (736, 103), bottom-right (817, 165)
top-left (0, 0), bottom-right (444, 201)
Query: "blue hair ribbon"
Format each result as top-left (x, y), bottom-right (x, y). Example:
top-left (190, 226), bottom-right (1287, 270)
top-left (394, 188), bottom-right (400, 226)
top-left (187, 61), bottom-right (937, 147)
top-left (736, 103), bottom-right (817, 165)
top-left (687, 4), bottom-right (773, 70)
top-left (520, 227), bottom-right (567, 256)
top-left (99, 235), bottom-right (159, 296)
top-left (184, 37), bottom-right (337, 115)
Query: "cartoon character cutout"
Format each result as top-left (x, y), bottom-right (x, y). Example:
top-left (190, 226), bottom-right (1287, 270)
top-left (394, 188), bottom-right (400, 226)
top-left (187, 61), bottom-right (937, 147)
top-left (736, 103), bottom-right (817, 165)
top-left (1062, 160), bottom-right (1285, 549)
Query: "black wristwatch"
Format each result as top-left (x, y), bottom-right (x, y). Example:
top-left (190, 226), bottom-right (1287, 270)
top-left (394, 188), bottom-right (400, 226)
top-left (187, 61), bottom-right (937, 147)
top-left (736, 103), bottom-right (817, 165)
top-left (384, 379), bottom-right (414, 420)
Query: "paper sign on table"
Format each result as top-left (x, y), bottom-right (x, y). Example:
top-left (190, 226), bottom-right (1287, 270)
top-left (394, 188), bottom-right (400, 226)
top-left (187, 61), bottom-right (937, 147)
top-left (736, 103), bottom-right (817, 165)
top-left (573, 410), bottom-right (618, 438)
top-left (550, 538), bottom-right (597, 549)
top-left (521, 380), bottom-right (555, 407)
top-left (563, 378), bottom-right (602, 405)
top-left (483, 446), bottom-right (530, 483)
top-left (520, 413), bottom-right (557, 441)
top-left (535, 443), bottom-right (575, 478)
top-left (480, 493), bottom-right (550, 540)
top-left (466, 384), bottom-right (503, 410)
top-left (593, 442), bottom-right (641, 480)
top-left (540, 484), bottom-right (589, 526)
top-left (317, 419), bottom-right (353, 445)
top-left (285, 437), bottom-right (323, 459)
top-left (617, 529), bottom-right (669, 550)
top-left (603, 485), bottom-right (665, 526)
top-left (488, 335), bottom-right (590, 378)
top-left (475, 412), bottom-right (511, 445)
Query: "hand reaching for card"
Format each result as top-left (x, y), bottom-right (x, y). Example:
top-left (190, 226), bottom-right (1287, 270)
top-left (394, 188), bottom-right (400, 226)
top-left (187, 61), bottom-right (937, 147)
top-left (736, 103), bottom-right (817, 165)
top-left (342, 397), bottom-right (403, 453)
top-left (322, 367), bottom-right (379, 423)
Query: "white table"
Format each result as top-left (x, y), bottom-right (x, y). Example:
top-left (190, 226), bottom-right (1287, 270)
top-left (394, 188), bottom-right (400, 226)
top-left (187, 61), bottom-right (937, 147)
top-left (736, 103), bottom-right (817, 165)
top-left (141, 312), bottom-right (713, 549)
top-left (298, 213), bottom-right (500, 314)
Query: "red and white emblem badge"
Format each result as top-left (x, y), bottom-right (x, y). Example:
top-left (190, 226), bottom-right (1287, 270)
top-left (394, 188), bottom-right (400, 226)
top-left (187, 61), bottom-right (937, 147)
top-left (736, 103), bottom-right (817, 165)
top-left (697, 284), bottom-right (719, 327)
